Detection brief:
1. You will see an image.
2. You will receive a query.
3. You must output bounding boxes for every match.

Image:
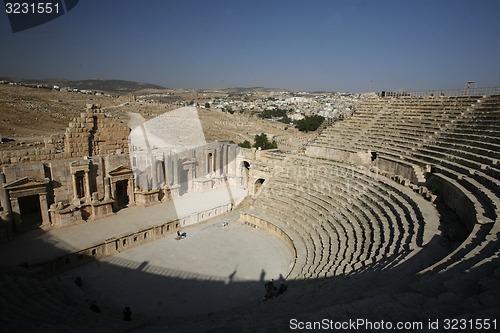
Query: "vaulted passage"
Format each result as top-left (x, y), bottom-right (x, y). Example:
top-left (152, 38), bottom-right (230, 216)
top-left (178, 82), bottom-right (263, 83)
top-left (254, 178), bottom-right (265, 195)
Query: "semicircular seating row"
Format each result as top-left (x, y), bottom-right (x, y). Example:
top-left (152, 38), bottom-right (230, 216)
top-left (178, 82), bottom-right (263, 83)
top-left (122, 96), bottom-right (500, 331)
top-left (305, 95), bottom-right (500, 282)
top-left (251, 155), bottom-right (437, 280)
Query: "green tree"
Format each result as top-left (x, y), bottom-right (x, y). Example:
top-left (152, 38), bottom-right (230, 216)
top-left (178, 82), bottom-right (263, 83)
top-left (238, 140), bottom-right (252, 148)
top-left (204, 102), bottom-right (210, 108)
top-left (295, 115), bottom-right (325, 132)
top-left (259, 108), bottom-right (288, 119)
top-left (253, 133), bottom-right (278, 150)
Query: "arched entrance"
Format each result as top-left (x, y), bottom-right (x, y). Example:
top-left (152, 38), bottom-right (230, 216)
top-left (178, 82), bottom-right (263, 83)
top-left (254, 178), bottom-right (265, 195)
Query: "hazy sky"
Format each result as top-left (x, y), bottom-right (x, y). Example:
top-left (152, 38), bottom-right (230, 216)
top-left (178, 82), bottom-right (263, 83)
top-left (1, 0), bottom-right (499, 92)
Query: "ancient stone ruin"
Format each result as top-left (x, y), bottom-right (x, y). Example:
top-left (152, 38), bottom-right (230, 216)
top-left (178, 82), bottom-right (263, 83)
top-left (0, 90), bottom-right (499, 332)
top-left (0, 104), bottom-right (243, 238)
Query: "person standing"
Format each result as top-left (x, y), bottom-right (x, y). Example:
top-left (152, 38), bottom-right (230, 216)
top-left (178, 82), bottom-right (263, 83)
top-left (123, 306), bottom-right (132, 321)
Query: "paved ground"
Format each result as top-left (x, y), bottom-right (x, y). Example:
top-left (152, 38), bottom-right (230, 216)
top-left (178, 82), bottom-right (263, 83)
top-left (0, 186), bottom-right (247, 266)
top-left (1, 185), bottom-right (294, 318)
top-left (53, 211), bottom-right (293, 318)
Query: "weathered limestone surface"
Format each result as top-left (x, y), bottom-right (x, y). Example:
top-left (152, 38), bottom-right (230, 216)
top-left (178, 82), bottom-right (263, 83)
top-left (0, 105), bottom-right (245, 238)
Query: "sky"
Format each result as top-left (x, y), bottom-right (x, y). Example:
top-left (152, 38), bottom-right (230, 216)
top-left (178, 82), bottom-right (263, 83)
top-left (1, 0), bottom-right (499, 92)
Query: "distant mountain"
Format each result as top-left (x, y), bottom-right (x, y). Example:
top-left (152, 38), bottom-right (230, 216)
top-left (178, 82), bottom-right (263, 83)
top-left (0, 77), bottom-right (165, 94)
top-left (222, 87), bottom-right (289, 95)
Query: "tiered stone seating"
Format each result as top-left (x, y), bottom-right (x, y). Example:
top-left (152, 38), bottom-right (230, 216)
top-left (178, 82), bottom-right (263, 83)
top-left (297, 94), bottom-right (499, 322)
top-left (3, 94), bottom-right (499, 332)
top-left (311, 96), bottom-right (499, 222)
top-left (247, 155), bottom-right (438, 279)
top-left (136, 94), bottom-right (499, 332)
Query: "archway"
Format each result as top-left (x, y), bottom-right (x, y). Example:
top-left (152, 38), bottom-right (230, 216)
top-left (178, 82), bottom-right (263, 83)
top-left (254, 178), bottom-right (265, 195)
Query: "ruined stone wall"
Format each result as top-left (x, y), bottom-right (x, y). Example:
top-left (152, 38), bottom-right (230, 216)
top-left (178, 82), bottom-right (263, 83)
top-left (0, 134), bottom-right (67, 165)
top-left (64, 104), bottom-right (130, 158)
top-left (64, 112), bottom-right (91, 158)
top-left (91, 113), bottom-right (130, 156)
top-left (0, 104), bottom-right (129, 166)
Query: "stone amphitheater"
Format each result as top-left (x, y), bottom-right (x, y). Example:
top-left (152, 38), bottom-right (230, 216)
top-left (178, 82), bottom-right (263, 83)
top-left (0, 88), bottom-right (499, 332)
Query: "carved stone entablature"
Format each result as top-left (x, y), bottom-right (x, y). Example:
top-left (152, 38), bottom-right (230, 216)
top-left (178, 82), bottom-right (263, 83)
top-left (69, 159), bottom-right (91, 174)
top-left (3, 177), bottom-right (49, 198)
top-left (179, 157), bottom-right (197, 167)
top-left (108, 165), bottom-right (133, 182)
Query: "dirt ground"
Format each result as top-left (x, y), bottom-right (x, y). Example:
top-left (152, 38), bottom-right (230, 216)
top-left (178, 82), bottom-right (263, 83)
top-left (0, 84), bottom-right (312, 151)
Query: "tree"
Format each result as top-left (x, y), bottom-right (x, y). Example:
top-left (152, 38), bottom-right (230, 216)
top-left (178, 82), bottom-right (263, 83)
top-left (253, 133), bottom-right (277, 150)
top-left (295, 115), bottom-right (325, 132)
top-left (259, 108), bottom-right (288, 119)
top-left (204, 102), bottom-right (210, 109)
top-left (238, 140), bottom-right (251, 148)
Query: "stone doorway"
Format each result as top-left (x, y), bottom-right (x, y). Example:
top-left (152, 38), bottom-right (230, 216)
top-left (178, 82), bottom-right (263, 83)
top-left (18, 194), bottom-right (42, 231)
top-left (115, 180), bottom-right (129, 209)
top-left (108, 165), bottom-right (135, 211)
top-left (3, 177), bottom-right (51, 232)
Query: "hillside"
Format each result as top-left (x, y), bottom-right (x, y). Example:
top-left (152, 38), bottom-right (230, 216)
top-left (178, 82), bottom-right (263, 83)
top-left (0, 83), bottom-right (117, 146)
top-left (0, 77), bottom-right (165, 94)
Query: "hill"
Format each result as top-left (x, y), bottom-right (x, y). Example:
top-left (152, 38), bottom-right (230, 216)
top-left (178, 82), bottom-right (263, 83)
top-left (0, 77), bottom-right (165, 94)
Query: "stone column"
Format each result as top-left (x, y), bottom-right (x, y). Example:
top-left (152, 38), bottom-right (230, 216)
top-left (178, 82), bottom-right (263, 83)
top-left (191, 149), bottom-right (197, 180)
top-left (84, 171), bottom-right (91, 203)
top-left (71, 173), bottom-right (78, 200)
top-left (151, 156), bottom-right (158, 191)
top-left (133, 170), bottom-right (139, 191)
top-left (127, 177), bottom-right (135, 205)
top-left (10, 197), bottom-right (20, 231)
top-left (228, 145), bottom-right (236, 176)
top-left (104, 177), bottom-right (111, 199)
top-left (189, 165), bottom-right (195, 191)
top-left (164, 154), bottom-right (171, 186)
top-left (0, 173), bottom-right (12, 215)
top-left (111, 181), bottom-right (116, 200)
top-left (159, 155), bottom-right (165, 187)
top-left (214, 147), bottom-right (220, 176)
top-left (38, 193), bottom-right (51, 226)
top-left (173, 154), bottom-right (179, 186)
top-left (222, 144), bottom-right (228, 175)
